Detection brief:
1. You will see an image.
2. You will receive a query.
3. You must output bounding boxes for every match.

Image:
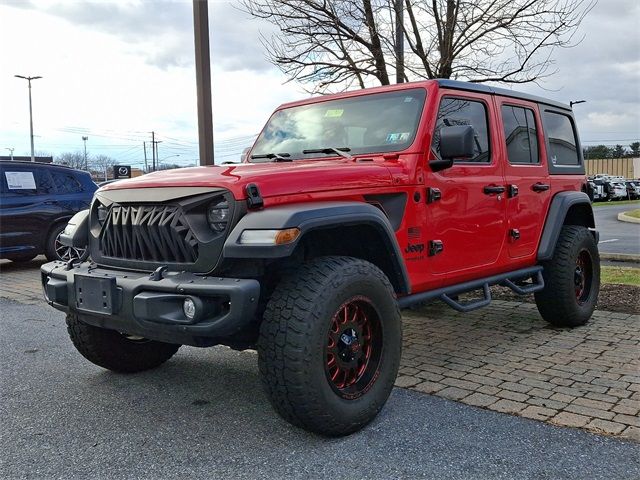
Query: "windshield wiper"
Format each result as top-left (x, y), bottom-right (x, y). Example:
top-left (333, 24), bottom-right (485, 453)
top-left (302, 147), bottom-right (353, 160)
top-left (250, 152), bottom-right (292, 162)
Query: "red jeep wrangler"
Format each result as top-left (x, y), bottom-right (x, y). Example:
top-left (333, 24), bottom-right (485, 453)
top-left (42, 80), bottom-right (600, 436)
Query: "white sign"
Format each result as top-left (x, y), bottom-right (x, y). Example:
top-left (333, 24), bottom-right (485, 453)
top-left (5, 171), bottom-right (36, 190)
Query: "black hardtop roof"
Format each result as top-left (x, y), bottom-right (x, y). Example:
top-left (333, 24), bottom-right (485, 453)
top-left (436, 79), bottom-right (571, 111)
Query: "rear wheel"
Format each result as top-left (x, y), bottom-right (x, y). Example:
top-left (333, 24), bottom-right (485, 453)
top-left (258, 256), bottom-right (402, 436)
top-left (535, 225), bottom-right (600, 327)
top-left (66, 313), bottom-right (180, 373)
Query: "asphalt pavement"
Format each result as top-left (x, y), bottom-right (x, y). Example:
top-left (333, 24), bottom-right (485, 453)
top-left (1, 299), bottom-right (638, 480)
top-left (594, 203), bottom-right (640, 256)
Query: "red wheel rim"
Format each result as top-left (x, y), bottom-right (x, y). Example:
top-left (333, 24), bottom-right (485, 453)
top-left (574, 249), bottom-right (593, 305)
top-left (325, 296), bottom-right (382, 399)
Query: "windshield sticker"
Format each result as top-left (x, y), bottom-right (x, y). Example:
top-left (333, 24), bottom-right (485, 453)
top-left (5, 171), bottom-right (36, 190)
top-left (404, 97), bottom-right (414, 103)
top-left (386, 132), bottom-right (411, 143)
top-left (324, 109), bottom-right (344, 118)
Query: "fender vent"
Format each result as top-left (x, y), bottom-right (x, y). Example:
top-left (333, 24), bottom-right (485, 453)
top-left (100, 205), bottom-right (198, 263)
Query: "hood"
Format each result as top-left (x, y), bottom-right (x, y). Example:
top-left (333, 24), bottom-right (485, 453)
top-left (101, 159), bottom-right (394, 200)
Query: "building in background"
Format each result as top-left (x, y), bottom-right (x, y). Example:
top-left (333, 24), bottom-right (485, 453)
top-left (585, 158), bottom-right (639, 179)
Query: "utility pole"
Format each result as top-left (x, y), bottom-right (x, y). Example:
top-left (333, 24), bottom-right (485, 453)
top-left (143, 141), bottom-right (148, 172)
top-left (82, 136), bottom-right (89, 170)
top-left (394, 0), bottom-right (404, 84)
top-left (155, 140), bottom-right (162, 170)
top-left (151, 131), bottom-right (156, 172)
top-left (5, 147), bottom-right (14, 161)
top-left (14, 75), bottom-right (42, 162)
top-left (193, 0), bottom-right (214, 165)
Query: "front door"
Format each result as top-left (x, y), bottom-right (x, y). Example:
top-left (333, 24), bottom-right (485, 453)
top-left (425, 92), bottom-right (507, 279)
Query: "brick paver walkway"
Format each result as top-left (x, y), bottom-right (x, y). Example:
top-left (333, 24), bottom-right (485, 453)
top-left (2, 257), bottom-right (639, 442)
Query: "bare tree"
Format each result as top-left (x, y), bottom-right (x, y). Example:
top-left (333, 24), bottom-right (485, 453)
top-left (55, 151), bottom-right (86, 169)
top-left (242, 0), bottom-right (594, 93)
top-left (91, 154), bottom-right (118, 177)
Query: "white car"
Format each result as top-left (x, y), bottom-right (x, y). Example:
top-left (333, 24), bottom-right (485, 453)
top-left (607, 182), bottom-right (628, 200)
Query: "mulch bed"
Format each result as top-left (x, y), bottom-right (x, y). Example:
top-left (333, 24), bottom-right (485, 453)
top-left (491, 283), bottom-right (640, 315)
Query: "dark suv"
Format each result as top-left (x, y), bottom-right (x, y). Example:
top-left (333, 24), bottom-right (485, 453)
top-left (0, 161), bottom-right (97, 262)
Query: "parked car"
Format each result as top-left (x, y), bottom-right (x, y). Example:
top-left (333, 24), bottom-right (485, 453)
top-left (0, 161), bottom-right (97, 262)
top-left (42, 79), bottom-right (600, 436)
top-left (625, 180), bottom-right (640, 199)
top-left (605, 181), bottom-right (628, 200)
top-left (609, 181), bottom-right (627, 200)
top-left (588, 179), bottom-right (606, 201)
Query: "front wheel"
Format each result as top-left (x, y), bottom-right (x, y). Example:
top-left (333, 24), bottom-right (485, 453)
top-left (66, 314), bottom-right (181, 372)
top-left (535, 225), bottom-right (600, 327)
top-left (258, 256), bottom-right (402, 436)
top-left (45, 223), bottom-right (89, 262)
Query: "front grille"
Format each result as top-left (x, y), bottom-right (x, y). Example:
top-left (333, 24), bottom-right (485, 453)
top-left (100, 204), bottom-right (198, 263)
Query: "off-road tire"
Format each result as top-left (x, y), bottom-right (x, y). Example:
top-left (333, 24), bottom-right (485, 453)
top-left (66, 313), bottom-right (180, 373)
top-left (258, 256), bottom-right (402, 436)
top-left (535, 225), bottom-right (600, 327)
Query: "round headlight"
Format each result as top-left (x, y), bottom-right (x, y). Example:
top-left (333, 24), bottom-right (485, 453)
top-left (207, 199), bottom-right (229, 232)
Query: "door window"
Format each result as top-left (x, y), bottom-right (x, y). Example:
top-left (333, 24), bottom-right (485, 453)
top-left (501, 106), bottom-right (539, 164)
top-left (52, 171), bottom-right (83, 194)
top-left (432, 98), bottom-right (490, 163)
top-left (543, 111), bottom-right (580, 166)
top-left (1, 168), bottom-right (55, 195)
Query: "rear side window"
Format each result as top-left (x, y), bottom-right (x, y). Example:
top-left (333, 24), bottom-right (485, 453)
top-left (543, 111), bottom-right (580, 166)
top-left (501, 106), bottom-right (539, 164)
top-left (52, 171), bottom-right (83, 194)
top-left (432, 98), bottom-right (490, 163)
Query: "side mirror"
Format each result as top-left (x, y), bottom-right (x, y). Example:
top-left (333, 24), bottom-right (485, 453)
top-left (429, 125), bottom-right (475, 172)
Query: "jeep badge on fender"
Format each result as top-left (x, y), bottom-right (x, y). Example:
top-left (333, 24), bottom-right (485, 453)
top-left (41, 79), bottom-right (599, 436)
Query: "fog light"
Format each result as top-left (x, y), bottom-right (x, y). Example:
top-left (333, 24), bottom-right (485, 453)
top-left (183, 297), bottom-right (196, 320)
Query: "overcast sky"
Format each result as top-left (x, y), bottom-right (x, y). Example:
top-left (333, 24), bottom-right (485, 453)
top-left (0, 0), bottom-right (638, 168)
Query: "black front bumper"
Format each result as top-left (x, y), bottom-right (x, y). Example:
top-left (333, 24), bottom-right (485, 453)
top-left (41, 261), bottom-right (260, 347)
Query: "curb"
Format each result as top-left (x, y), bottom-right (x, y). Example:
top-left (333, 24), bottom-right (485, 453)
top-left (618, 211), bottom-right (640, 224)
top-left (600, 253), bottom-right (640, 263)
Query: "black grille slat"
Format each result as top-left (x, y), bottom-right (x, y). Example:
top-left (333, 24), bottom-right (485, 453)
top-left (100, 205), bottom-right (198, 263)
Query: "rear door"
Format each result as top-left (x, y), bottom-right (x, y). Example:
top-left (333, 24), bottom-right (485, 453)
top-left (425, 91), bottom-right (507, 278)
top-left (497, 100), bottom-right (551, 259)
top-left (0, 165), bottom-right (58, 252)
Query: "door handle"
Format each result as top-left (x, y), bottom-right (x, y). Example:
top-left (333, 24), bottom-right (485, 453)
top-left (532, 183), bottom-right (550, 192)
top-left (483, 185), bottom-right (506, 195)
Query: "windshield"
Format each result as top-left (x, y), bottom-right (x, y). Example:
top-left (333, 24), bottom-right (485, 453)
top-left (250, 88), bottom-right (426, 162)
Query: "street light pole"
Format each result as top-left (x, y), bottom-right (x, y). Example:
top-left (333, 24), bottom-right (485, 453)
top-left (82, 136), bottom-right (89, 170)
top-left (15, 75), bottom-right (42, 162)
top-left (5, 147), bottom-right (14, 161)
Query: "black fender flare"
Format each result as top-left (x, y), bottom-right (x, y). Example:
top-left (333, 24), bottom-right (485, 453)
top-left (223, 201), bottom-right (410, 294)
top-left (537, 191), bottom-right (596, 261)
top-left (58, 209), bottom-right (89, 248)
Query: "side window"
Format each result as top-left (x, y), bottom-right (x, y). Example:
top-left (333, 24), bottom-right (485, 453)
top-left (2, 168), bottom-right (38, 195)
top-left (52, 171), bottom-right (83, 194)
top-left (501, 106), bottom-right (539, 164)
top-left (432, 97), bottom-right (490, 163)
top-left (36, 170), bottom-right (55, 194)
top-left (543, 111), bottom-right (580, 166)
